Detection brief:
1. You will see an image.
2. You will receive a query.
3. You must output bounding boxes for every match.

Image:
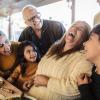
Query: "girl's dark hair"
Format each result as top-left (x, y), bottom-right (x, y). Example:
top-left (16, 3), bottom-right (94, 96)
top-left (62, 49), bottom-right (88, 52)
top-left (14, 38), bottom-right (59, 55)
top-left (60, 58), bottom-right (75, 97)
top-left (47, 21), bottom-right (91, 59)
top-left (15, 40), bottom-right (40, 76)
top-left (90, 24), bottom-right (100, 40)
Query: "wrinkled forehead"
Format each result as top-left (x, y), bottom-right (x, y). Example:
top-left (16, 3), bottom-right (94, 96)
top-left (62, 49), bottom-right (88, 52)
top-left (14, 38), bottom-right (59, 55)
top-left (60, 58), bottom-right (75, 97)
top-left (70, 22), bottom-right (87, 31)
top-left (69, 25), bottom-right (83, 31)
top-left (72, 22), bottom-right (86, 28)
top-left (68, 26), bottom-right (77, 32)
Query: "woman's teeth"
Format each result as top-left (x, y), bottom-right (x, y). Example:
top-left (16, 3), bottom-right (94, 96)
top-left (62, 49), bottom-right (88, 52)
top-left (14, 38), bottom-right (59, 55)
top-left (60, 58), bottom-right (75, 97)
top-left (69, 32), bottom-right (75, 38)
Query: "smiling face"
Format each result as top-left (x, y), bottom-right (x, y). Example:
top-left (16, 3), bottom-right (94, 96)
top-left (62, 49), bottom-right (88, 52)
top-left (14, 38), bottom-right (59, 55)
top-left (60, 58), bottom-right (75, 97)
top-left (65, 26), bottom-right (83, 47)
top-left (24, 45), bottom-right (37, 62)
top-left (65, 25), bottom-right (85, 49)
top-left (84, 33), bottom-right (100, 63)
top-left (0, 35), bottom-right (11, 55)
top-left (64, 21), bottom-right (90, 51)
top-left (22, 5), bottom-right (43, 31)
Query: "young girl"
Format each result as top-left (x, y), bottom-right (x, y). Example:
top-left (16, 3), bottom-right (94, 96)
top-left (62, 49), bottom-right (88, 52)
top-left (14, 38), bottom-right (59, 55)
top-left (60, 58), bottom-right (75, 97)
top-left (7, 40), bottom-right (40, 91)
top-left (77, 24), bottom-right (100, 100)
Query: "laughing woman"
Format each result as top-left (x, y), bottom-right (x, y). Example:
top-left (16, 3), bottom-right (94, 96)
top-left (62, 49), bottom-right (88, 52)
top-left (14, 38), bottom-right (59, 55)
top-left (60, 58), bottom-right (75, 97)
top-left (24, 21), bottom-right (92, 100)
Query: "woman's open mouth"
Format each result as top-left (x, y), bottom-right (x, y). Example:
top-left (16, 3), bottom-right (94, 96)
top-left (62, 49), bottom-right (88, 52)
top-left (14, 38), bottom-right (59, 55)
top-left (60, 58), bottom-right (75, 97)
top-left (68, 32), bottom-right (75, 38)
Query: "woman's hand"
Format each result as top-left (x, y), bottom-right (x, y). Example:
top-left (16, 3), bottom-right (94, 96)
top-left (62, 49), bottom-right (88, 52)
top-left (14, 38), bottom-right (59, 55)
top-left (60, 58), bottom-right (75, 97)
top-left (33, 75), bottom-right (49, 87)
top-left (77, 73), bottom-right (91, 86)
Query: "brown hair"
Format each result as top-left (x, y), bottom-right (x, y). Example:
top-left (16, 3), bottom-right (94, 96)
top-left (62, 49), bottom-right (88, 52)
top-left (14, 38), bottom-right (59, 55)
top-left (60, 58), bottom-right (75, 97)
top-left (47, 21), bottom-right (91, 59)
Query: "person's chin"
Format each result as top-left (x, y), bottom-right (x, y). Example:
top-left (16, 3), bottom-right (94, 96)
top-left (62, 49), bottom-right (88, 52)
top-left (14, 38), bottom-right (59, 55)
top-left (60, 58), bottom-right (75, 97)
top-left (30, 59), bottom-right (35, 62)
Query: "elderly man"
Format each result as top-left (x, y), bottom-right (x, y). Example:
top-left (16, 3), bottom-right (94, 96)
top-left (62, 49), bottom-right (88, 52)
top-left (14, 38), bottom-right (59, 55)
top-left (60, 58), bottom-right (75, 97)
top-left (0, 31), bottom-right (19, 79)
top-left (19, 5), bottom-right (66, 57)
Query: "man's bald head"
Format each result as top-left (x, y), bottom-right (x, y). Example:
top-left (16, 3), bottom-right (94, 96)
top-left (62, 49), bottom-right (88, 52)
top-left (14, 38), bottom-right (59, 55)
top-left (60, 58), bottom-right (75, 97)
top-left (22, 5), bottom-right (37, 21)
top-left (22, 5), bottom-right (43, 31)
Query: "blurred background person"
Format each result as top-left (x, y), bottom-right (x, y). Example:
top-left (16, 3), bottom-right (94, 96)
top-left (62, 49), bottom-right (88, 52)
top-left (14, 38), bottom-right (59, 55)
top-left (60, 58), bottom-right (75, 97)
top-left (94, 0), bottom-right (100, 25)
top-left (0, 30), bottom-right (19, 79)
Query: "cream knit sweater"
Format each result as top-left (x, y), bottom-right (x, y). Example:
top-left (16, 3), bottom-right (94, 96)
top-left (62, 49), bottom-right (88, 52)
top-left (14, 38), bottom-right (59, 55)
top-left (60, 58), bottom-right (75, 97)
top-left (28, 51), bottom-right (92, 100)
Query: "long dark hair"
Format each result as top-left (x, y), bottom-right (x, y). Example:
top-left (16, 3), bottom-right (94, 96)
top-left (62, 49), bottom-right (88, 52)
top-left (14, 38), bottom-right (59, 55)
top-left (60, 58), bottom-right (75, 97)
top-left (90, 24), bottom-right (100, 40)
top-left (15, 41), bottom-right (39, 76)
top-left (47, 21), bottom-right (91, 59)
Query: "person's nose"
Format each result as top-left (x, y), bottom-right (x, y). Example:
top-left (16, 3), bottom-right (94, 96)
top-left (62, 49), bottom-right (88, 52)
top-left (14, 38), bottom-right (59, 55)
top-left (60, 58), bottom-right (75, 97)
top-left (33, 17), bottom-right (40, 23)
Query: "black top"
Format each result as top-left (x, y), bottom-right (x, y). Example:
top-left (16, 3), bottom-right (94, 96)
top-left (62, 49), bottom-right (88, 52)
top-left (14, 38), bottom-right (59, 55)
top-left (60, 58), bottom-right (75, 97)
top-left (18, 20), bottom-right (66, 57)
top-left (78, 66), bottom-right (100, 100)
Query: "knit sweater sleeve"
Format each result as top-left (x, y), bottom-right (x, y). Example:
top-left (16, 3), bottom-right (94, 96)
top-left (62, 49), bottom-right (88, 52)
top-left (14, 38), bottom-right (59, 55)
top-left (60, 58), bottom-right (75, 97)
top-left (47, 59), bottom-right (92, 96)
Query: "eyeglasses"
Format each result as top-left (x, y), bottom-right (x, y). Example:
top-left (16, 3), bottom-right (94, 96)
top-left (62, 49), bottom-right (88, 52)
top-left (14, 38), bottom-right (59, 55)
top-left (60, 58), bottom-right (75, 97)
top-left (28, 12), bottom-right (41, 22)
